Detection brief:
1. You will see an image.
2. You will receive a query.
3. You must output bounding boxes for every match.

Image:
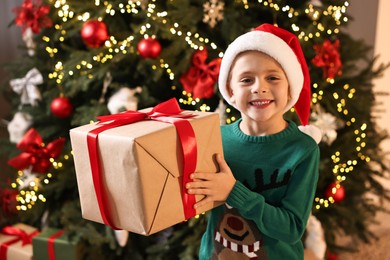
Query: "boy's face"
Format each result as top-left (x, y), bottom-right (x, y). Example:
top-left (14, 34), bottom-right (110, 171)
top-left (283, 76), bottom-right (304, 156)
top-left (228, 51), bottom-right (290, 131)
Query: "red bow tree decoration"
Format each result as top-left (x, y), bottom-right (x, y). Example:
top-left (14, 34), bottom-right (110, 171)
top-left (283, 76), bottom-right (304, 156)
top-left (180, 48), bottom-right (221, 99)
top-left (312, 39), bottom-right (342, 80)
top-left (8, 128), bottom-right (65, 174)
top-left (13, 0), bottom-right (52, 34)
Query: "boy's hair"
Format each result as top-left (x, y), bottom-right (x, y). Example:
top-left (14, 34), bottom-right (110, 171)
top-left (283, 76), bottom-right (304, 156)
top-left (218, 23), bottom-right (310, 126)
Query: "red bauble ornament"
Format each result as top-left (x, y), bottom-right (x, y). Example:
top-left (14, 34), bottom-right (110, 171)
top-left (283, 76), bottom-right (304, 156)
top-left (51, 96), bottom-right (73, 118)
top-left (137, 38), bottom-right (162, 59)
top-left (325, 182), bottom-right (345, 203)
top-left (81, 20), bottom-right (109, 48)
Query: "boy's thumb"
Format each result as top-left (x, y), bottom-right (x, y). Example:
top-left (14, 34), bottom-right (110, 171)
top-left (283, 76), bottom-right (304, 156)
top-left (215, 153), bottom-right (226, 170)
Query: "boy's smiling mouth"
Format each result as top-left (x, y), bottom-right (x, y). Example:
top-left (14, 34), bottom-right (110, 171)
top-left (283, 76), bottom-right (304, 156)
top-left (249, 99), bottom-right (272, 106)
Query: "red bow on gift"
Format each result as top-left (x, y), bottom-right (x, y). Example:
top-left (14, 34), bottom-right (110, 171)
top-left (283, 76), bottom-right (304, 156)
top-left (13, 0), bottom-right (52, 34)
top-left (96, 97), bottom-right (193, 126)
top-left (180, 48), bottom-right (221, 99)
top-left (0, 226), bottom-right (39, 259)
top-left (8, 128), bottom-right (65, 174)
top-left (1, 226), bottom-right (36, 246)
top-left (312, 39), bottom-right (342, 80)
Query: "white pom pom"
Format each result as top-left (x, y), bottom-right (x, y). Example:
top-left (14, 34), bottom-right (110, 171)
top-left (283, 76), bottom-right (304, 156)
top-left (114, 229), bottom-right (129, 247)
top-left (298, 125), bottom-right (322, 144)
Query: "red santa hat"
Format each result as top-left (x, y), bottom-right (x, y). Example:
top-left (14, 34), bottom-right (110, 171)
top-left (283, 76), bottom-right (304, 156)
top-left (218, 23), bottom-right (321, 143)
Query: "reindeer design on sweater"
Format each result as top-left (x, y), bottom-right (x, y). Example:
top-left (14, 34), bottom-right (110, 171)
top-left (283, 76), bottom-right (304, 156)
top-left (211, 168), bottom-right (292, 259)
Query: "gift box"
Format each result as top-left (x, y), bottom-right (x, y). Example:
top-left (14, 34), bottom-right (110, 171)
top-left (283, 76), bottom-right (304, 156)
top-left (0, 223), bottom-right (39, 260)
top-left (32, 228), bottom-right (82, 260)
top-left (70, 99), bottom-right (223, 235)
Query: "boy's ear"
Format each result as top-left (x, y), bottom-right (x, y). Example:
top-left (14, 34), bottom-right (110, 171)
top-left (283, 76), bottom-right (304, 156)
top-left (228, 85), bottom-right (235, 103)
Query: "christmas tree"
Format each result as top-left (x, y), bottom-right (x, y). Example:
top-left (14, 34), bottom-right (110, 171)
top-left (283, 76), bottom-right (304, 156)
top-left (1, 0), bottom-right (389, 259)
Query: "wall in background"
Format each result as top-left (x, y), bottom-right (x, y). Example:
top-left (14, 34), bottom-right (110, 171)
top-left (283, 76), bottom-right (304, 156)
top-left (345, 0), bottom-right (378, 54)
top-left (0, 0), bottom-right (23, 139)
top-left (373, 0), bottom-right (390, 155)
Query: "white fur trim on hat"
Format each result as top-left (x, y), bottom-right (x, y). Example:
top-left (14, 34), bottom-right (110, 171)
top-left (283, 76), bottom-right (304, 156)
top-left (218, 30), bottom-right (304, 113)
top-left (298, 125), bottom-right (322, 144)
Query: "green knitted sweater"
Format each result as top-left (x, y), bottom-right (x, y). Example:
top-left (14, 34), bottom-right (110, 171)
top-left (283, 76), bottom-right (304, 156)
top-left (199, 119), bottom-right (319, 260)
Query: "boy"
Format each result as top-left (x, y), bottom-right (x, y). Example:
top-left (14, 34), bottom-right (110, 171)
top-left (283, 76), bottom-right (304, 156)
top-left (186, 23), bottom-right (321, 259)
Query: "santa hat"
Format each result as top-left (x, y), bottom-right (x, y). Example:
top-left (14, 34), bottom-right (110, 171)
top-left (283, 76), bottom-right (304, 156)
top-left (218, 23), bottom-right (321, 143)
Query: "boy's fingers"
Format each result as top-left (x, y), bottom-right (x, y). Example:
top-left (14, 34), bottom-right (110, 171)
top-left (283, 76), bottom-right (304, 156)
top-left (186, 181), bottom-right (209, 189)
top-left (191, 172), bottom-right (214, 180)
top-left (194, 196), bottom-right (211, 209)
top-left (187, 186), bottom-right (212, 195)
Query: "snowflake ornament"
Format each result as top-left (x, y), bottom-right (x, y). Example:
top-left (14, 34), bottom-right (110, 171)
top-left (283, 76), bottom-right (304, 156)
top-left (203, 0), bottom-right (224, 28)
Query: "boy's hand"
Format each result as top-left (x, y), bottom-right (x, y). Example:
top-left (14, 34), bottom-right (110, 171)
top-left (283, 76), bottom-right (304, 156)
top-left (186, 154), bottom-right (236, 209)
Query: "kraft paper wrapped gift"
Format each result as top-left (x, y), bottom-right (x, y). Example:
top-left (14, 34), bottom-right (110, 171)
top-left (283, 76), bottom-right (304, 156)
top-left (70, 99), bottom-right (223, 235)
top-left (32, 228), bottom-right (82, 260)
top-left (0, 223), bottom-right (39, 260)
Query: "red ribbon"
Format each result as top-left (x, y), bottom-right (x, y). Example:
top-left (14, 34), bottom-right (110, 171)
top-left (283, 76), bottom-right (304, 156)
top-left (8, 128), bottom-right (65, 174)
top-left (87, 98), bottom-right (197, 230)
top-left (180, 48), bottom-right (221, 99)
top-left (0, 226), bottom-right (39, 259)
top-left (47, 230), bottom-right (64, 260)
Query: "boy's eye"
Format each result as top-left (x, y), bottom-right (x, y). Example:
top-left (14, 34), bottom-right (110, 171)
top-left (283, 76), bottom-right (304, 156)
top-left (240, 77), bottom-right (252, 83)
top-left (267, 75), bottom-right (279, 81)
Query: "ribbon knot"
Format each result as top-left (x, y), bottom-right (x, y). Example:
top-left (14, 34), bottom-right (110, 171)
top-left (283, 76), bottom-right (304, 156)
top-left (96, 97), bottom-right (194, 127)
top-left (10, 68), bottom-right (43, 106)
top-left (8, 128), bottom-right (65, 174)
top-left (1, 226), bottom-right (37, 246)
top-left (0, 225), bottom-right (40, 259)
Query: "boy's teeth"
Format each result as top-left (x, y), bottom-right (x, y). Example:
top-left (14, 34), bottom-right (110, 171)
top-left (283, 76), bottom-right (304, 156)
top-left (251, 101), bottom-right (270, 105)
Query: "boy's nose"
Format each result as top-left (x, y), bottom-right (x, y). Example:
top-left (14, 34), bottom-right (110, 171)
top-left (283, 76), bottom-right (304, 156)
top-left (252, 82), bottom-right (268, 94)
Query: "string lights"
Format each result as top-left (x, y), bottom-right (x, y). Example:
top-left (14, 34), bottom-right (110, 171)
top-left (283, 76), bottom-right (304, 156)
top-left (11, 154), bottom-right (70, 211)
top-left (30, 0), bottom-right (362, 212)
